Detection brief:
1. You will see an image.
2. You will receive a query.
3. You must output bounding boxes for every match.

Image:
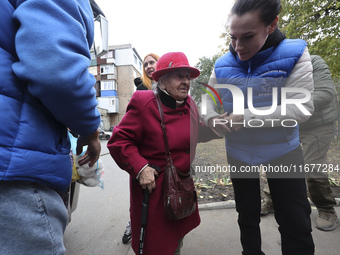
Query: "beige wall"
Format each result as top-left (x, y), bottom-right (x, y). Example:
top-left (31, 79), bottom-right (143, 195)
top-left (116, 65), bottom-right (140, 122)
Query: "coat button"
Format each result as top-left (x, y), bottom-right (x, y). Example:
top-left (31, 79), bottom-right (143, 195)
top-left (185, 149), bottom-right (190, 154)
top-left (124, 162), bottom-right (129, 167)
top-left (179, 112), bottom-right (183, 116)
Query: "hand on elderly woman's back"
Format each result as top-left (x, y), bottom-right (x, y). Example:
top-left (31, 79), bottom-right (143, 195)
top-left (139, 166), bottom-right (159, 193)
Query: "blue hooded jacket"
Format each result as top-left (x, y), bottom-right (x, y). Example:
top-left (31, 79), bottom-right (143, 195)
top-left (215, 39), bottom-right (307, 165)
top-left (0, 0), bottom-right (100, 191)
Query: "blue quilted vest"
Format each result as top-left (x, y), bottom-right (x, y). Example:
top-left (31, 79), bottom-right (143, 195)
top-left (215, 39), bottom-right (307, 165)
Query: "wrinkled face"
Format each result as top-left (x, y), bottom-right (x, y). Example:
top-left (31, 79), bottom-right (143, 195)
top-left (144, 56), bottom-right (157, 79)
top-left (159, 70), bottom-right (191, 101)
top-left (229, 11), bottom-right (277, 61)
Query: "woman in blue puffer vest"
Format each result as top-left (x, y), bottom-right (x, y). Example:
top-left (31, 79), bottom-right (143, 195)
top-left (0, 1), bottom-right (101, 254)
top-left (202, 0), bottom-right (315, 254)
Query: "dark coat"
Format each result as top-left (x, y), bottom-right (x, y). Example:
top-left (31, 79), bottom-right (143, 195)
top-left (134, 77), bottom-right (148, 90)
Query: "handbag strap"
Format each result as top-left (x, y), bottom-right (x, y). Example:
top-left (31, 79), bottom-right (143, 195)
top-left (154, 91), bottom-right (171, 157)
top-left (154, 90), bottom-right (191, 178)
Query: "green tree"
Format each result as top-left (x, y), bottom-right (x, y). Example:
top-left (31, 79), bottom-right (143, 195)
top-left (190, 55), bottom-right (219, 106)
top-left (279, 0), bottom-right (340, 79)
top-left (219, 30), bottom-right (232, 55)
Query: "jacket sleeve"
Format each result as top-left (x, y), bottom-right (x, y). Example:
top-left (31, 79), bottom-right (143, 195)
top-left (310, 55), bottom-right (336, 111)
top-left (12, 0), bottom-right (100, 136)
top-left (107, 92), bottom-right (149, 179)
top-left (244, 47), bottom-right (315, 127)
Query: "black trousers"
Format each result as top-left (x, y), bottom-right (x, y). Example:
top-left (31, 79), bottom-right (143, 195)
top-left (229, 146), bottom-right (315, 255)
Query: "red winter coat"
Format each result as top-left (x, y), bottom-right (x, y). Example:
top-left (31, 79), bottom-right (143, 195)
top-left (108, 89), bottom-right (213, 254)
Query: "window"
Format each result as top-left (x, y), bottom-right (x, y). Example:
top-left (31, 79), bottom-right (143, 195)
top-left (101, 80), bottom-right (117, 90)
top-left (100, 64), bottom-right (115, 75)
top-left (100, 50), bottom-right (113, 59)
top-left (90, 51), bottom-right (96, 61)
top-left (88, 66), bottom-right (97, 76)
top-left (109, 98), bottom-right (115, 106)
top-left (134, 55), bottom-right (137, 65)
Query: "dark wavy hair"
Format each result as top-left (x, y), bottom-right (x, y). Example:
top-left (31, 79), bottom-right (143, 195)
top-left (231, 0), bottom-right (282, 25)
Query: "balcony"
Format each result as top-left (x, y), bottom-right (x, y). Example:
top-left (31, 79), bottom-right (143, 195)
top-left (97, 96), bottom-right (119, 113)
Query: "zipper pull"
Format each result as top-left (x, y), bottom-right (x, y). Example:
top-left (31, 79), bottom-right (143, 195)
top-left (248, 59), bottom-right (252, 74)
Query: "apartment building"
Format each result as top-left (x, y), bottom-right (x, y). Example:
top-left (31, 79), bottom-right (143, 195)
top-left (89, 44), bottom-right (143, 130)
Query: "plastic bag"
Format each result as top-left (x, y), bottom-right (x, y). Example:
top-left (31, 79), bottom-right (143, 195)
top-left (71, 158), bottom-right (80, 182)
top-left (68, 131), bottom-right (104, 189)
top-left (74, 154), bottom-right (104, 189)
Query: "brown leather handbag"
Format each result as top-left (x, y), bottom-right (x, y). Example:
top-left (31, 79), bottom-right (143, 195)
top-left (155, 91), bottom-right (197, 221)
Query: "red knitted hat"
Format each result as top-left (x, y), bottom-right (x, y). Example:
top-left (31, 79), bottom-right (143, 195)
top-left (151, 52), bottom-right (200, 81)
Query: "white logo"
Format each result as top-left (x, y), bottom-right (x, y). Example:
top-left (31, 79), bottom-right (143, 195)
top-left (201, 84), bottom-right (312, 128)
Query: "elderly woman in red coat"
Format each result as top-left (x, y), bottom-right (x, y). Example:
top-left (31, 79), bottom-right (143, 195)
top-left (108, 52), bottom-right (215, 254)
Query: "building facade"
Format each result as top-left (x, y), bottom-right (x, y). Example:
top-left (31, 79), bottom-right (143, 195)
top-left (89, 44), bottom-right (143, 130)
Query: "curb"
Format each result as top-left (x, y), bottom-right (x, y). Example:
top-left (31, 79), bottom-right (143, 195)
top-left (198, 200), bottom-right (235, 210)
top-left (198, 198), bottom-right (340, 211)
top-left (334, 198), bottom-right (340, 206)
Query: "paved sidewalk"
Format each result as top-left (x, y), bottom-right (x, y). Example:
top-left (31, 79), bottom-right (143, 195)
top-left (65, 143), bottom-right (340, 254)
top-left (127, 201), bottom-right (340, 255)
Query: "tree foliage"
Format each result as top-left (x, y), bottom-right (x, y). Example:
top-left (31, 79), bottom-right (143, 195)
top-left (190, 55), bottom-right (219, 105)
top-left (279, 0), bottom-right (340, 79)
top-left (200, 1), bottom-right (340, 96)
top-left (219, 30), bottom-right (232, 55)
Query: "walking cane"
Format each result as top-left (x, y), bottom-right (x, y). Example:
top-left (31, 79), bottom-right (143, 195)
top-left (139, 188), bottom-right (150, 255)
